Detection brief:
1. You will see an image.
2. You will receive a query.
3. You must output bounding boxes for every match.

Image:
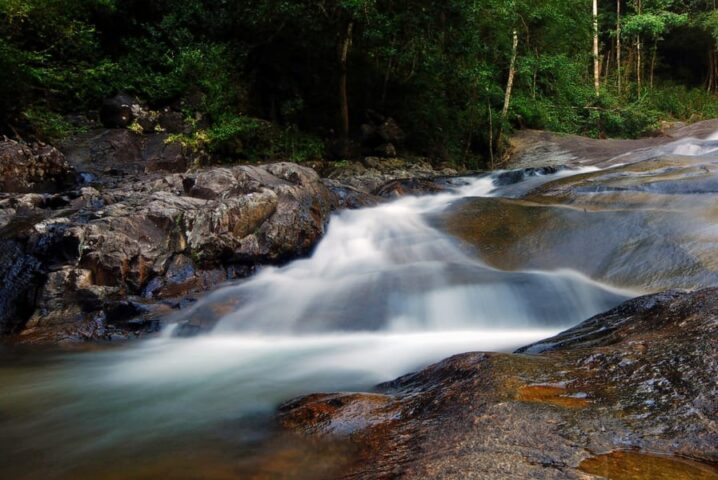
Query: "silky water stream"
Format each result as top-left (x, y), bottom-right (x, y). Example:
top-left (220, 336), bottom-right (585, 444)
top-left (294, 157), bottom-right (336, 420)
top-left (3, 159), bottom-right (692, 479)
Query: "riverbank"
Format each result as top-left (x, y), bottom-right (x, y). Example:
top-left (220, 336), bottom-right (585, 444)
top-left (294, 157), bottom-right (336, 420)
top-left (0, 128), bottom-right (460, 344)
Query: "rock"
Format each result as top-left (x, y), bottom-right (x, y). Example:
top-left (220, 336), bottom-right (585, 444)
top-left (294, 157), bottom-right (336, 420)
top-left (279, 288), bottom-right (718, 478)
top-left (157, 108), bottom-right (186, 134)
top-left (90, 129), bottom-right (144, 171)
top-left (492, 165), bottom-right (563, 186)
top-left (61, 129), bottom-right (194, 184)
top-left (441, 157), bottom-right (718, 292)
top-left (99, 93), bottom-right (138, 128)
top-left (326, 158), bottom-right (458, 194)
top-left (143, 135), bottom-right (188, 173)
top-left (506, 118), bottom-right (718, 169)
top-left (0, 140), bottom-right (76, 193)
top-left (374, 177), bottom-right (449, 198)
top-left (0, 240), bottom-right (43, 334)
top-left (321, 179), bottom-right (381, 210)
top-left (6, 162), bottom-right (336, 342)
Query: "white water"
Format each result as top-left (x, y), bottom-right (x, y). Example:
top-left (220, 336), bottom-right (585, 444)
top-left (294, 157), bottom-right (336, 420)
top-left (0, 167), bottom-right (633, 470)
top-left (178, 166), bottom-right (625, 336)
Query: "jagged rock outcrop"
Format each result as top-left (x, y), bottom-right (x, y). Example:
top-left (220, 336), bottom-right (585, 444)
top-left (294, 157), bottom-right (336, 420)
top-left (0, 140), bottom-right (77, 193)
top-left (279, 288), bottom-right (718, 479)
top-left (1, 162), bottom-right (336, 343)
top-left (325, 157), bottom-right (458, 203)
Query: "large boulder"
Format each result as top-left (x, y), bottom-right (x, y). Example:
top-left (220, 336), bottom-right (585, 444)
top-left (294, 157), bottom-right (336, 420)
top-left (143, 135), bottom-right (188, 173)
top-left (0, 140), bottom-right (76, 193)
top-left (279, 288), bottom-right (718, 478)
top-left (12, 162), bottom-right (336, 343)
top-left (325, 157), bottom-right (458, 195)
top-left (61, 130), bottom-right (189, 185)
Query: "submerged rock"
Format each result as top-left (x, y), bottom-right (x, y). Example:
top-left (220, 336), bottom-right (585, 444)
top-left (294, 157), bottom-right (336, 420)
top-left (442, 156), bottom-right (718, 292)
top-left (279, 288), bottom-right (718, 478)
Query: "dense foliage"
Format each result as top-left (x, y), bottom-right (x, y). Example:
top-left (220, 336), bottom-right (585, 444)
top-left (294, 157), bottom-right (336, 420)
top-left (2, 0), bottom-right (718, 166)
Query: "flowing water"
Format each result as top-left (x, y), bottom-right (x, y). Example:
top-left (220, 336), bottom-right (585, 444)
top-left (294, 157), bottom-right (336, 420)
top-left (4, 133), bottom-right (718, 478)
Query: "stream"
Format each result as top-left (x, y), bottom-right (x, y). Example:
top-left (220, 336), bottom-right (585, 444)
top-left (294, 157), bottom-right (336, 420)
top-left (2, 131), bottom-right (718, 478)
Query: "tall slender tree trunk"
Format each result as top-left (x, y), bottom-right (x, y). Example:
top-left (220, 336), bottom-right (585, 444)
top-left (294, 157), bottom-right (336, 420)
top-left (338, 21), bottom-right (354, 138)
top-left (710, 49), bottom-right (717, 93)
top-left (593, 0), bottom-right (600, 96)
top-left (650, 39), bottom-right (658, 89)
top-left (488, 99), bottom-right (494, 169)
top-left (502, 29), bottom-right (519, 119)
top-left (636, 0), bottom-right (642, 94)
top-left (616, 0), bottom-right (622, 94)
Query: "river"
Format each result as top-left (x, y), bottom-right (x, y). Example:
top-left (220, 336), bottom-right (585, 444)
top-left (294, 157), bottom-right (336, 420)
top-left (2, 131), bottom-right (718, 478)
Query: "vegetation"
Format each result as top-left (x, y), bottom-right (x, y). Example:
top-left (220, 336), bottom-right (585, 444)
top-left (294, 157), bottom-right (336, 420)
top-left (2, 0), bottom-right (718, 166)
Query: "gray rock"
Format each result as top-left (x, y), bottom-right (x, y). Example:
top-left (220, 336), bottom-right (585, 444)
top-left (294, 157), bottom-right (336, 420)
top-left (0, 140), bottom-right (76, 193)
top-left (11, 162), bottom-right (335, 343)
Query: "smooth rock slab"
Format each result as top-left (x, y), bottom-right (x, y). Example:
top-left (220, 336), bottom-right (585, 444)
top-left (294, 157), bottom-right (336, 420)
top-left (279, 288), bottom-right (718, 479)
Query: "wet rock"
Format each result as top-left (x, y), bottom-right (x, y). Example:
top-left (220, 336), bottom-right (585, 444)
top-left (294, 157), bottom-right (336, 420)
top-left (321, 179), bottom-right (381, 210)
top-left (0, 241), bottom-right (43, 334)
top-left (326, 158), bottom-right (458, 195)
top-left (279, 288), bottom-right (718, 478)
top-left (493, 165), bottom-right (563, 186)
top-left (0, 140), bottom-right (76, 193)
top-left (6, 162), bottom-right (335, 343)
top-left (374, 177), bottom-right (449, 199)
top-left (442, 157), bottom-right (718, 292)
top-left (506, 118), bottom-right (718, 169)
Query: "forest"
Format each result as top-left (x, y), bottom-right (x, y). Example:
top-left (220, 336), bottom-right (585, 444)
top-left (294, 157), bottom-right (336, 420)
top-left (2, 0), bottom-right (718, 167)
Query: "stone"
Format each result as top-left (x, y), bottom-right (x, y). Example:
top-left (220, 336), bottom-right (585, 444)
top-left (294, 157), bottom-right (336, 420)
top-left (279, 288), bottom-right (718, 478)
top-left (143, 135), bottom-right (188, 173)
top-left (7, 162), bottom-right (336, 342)
top-left (0, 140), bottom-right (76, 193)
top-left (0, 240), bottom-right (43, 334)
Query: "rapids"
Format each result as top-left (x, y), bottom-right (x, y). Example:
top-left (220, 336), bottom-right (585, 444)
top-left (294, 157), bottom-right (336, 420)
top-left (3, 129), bottom-right (718, 478)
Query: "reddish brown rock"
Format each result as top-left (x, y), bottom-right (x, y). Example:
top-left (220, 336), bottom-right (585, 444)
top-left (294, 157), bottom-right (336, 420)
top-left (0, 140), bottom-right (76, 193)
top-left (279, 288), bottom-right (718, 479)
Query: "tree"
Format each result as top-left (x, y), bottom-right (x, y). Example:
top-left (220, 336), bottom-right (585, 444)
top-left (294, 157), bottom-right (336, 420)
top-left (594, 0), bottom-right (601, 95)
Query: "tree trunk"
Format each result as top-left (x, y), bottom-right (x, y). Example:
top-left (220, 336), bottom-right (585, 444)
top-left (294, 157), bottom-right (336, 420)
top-left (488, 99), bottom-right (494, 169)
top-left (593, 0), bottom-right (600, 96)
top-left (650, 39), bottom-right (657, 89)
top-left (710, 49), bottom-right (716, 93)
top-left (502, 29), bottom-right (519, 119)
top-left (636, 0), bottom-right (642, 94)
top-left (616, 0), bottom-right (622, 94)
top-left (636, 36), bottom-right (642, 93)
top-left (338, 21), bottom-right (354, 138)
